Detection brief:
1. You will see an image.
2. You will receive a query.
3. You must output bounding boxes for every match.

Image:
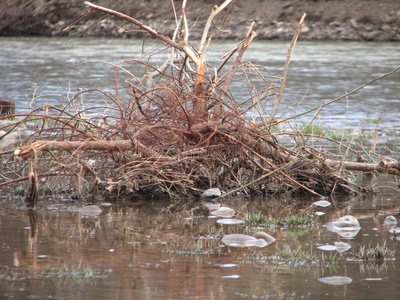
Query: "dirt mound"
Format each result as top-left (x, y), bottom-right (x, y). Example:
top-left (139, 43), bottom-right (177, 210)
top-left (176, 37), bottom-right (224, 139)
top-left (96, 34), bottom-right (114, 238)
top-left (1, 0), bottom-right (400, 41)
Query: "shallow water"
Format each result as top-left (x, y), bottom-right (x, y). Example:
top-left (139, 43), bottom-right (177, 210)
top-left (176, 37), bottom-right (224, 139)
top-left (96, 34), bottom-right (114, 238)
top-left (1, 37), bottom-right (400, 299)
top-left (1, 188), bottom-right (400, 299)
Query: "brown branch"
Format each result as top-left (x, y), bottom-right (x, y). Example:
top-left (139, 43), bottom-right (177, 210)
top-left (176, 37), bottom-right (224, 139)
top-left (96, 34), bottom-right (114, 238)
top-left (63, 8), bottom-right (94, 32)
top-left (138, 86), bottom-right (192, 128)
top-left (198, 0), bottom-right (233, 54)
top-left (213, 22), bottom-right (256, 120)
top-left (17, 139), bottom-right (393, 176)
top-left (83, 1), bottom-right (201, 64)
top-left (270, 13), bottom-right (305, 121)
top-left (14, 140), bottom-right (172, 162)
top-left (325, 160), bottom-right (400, 175)
top-left (84, 2), bottom-right (180, 49)
top-left (83, 1), bottom-right (207, 121)
top-left (217, 130), bottom-right (322, 196)
top-left (1, 113), bottom-right (88, 136)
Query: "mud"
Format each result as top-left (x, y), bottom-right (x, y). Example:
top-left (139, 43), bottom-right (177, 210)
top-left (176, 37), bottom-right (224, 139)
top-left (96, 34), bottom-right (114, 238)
top-left (1, 0), bottom-right (400, 41)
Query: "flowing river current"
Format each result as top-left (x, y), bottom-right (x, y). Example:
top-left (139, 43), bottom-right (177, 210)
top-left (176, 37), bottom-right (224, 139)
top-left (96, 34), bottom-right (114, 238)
top-left (1, 37), bottom-right (399, 128)
top-left (1, 37), bottom-right (400, 299)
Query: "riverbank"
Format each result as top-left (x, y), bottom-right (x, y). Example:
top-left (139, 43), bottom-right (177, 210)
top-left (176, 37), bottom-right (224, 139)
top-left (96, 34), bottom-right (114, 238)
top-left (1, 0), bottom-right (400, 41)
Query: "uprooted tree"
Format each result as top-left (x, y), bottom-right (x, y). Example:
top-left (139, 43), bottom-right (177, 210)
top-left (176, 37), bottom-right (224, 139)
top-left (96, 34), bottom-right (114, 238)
top-left (2, 0), bottom-right (400, 206)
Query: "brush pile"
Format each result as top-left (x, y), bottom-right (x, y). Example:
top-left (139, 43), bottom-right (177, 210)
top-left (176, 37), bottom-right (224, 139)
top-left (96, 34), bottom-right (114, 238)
top-left (2, 1), bottom-right (399, 205)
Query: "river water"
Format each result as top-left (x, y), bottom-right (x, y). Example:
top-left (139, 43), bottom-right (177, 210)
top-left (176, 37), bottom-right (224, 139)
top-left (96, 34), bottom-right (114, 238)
top-left (1, 37), bottom-right (400, 299)
top-left (1, 37), bottom-right (399, 132)
top-left (0, 193), bottom-right (400, 299)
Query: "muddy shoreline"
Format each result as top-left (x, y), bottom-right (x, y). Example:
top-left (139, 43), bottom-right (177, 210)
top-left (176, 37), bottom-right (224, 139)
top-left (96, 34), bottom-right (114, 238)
top-left (1, 0), bottom-right (400, 41)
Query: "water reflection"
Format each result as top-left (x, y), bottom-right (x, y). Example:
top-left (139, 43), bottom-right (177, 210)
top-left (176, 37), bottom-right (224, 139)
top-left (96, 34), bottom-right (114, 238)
top-left (0, 192), bottom-right (399, 298)
top-left (326, 215), bottom-right (361, 239)
top-left (318, 276), bottom-right (352, 286)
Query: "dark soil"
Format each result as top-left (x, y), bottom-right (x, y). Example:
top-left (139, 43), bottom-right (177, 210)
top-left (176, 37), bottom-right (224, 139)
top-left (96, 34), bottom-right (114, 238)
top-left (1, 0), bottom-right (400, 41)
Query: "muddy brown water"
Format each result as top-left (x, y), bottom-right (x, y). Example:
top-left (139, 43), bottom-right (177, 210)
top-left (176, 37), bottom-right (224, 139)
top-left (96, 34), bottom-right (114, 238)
top-left (1, 183), bottom-right (400, 299)
top-left (1, 37), bottom-right (400, 299)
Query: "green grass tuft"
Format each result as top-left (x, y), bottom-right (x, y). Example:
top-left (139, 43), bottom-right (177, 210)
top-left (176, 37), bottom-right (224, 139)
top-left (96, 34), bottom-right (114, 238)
top-left (41, 264), bottom-right (109, 279)
top-left (299, 122), bottom-right (366, 142)
top-left (354, 242), bottom-right (395, 262)
top-left (243, 212), bottom-right (314, 228)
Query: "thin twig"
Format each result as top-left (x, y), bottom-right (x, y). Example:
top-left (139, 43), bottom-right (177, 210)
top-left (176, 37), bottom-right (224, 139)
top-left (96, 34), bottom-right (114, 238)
top-left (63, 8), bottom-right (94, 32)
top-left (198, 0), bottom-right (232, 54)
top-left (277, 65), bottom-right (400, 125)
top-left (213, 22), bottom-right (256, 120)
top-left (270, 13), bottom-right (305, 121)
top-left (214, 158), bottom-right (297, 200)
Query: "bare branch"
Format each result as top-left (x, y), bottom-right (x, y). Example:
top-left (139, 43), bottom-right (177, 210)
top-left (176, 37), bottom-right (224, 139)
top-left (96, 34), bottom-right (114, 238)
top-left (270, 13), bottom-right (306, 120)
top-left (213, 22), bottom-right (256, 120)
top-left (83, 2), bottom-right (201, 74)
top-left (145, 17), bottom-right (183, 89)
top-left (14, 139), bottom-right (173, 162)
top-left (181, 0), bottom-right (190, 45)
top-left (198, 0), bottom-right (233, 54)
top-left (84, 2), bottom-right (187, 53)
top-left (63, 8), bottom-right (94, 32)
top-left (325, 160), bottom-right (400, 175)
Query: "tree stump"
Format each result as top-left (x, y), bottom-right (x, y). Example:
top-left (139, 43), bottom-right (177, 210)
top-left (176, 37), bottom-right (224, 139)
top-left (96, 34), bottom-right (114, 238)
top-left (0, 99), bottom-right (15, 116)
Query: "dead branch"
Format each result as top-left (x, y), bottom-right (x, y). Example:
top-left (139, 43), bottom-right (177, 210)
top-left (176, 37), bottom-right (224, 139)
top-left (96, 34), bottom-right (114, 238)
top-left (145, 17), bottom-right (182, 89)
top-left (63, 8), bottom-right (93, 33)
top-left (83, 1), bottom-right (234, 123)
top-left (14, 140), bottom-right (172, 162)
top-left (15, 138), bottom-right (398, 174)
top-left (270, 13), bottom-right (305, 121)
top-left (198, 0), bottom-right (233, 54)
top-left (6, 2), bottom-right (400, 205)
top-left (325, 160), bottom-right (400, 175)
top-left (84, 2), bottom-right (186, 54)
top-left (213, 22), bottom-right (256, 120)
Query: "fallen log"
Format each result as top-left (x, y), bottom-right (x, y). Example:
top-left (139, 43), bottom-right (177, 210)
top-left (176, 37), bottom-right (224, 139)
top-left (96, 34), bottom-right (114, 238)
top-left (324, 159), bottom-right (400, 176)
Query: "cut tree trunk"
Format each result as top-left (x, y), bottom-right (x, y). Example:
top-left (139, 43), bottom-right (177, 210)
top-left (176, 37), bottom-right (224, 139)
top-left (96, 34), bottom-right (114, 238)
top-left (0, 99), bottom-right (15, 116)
